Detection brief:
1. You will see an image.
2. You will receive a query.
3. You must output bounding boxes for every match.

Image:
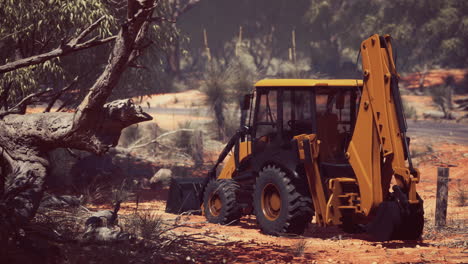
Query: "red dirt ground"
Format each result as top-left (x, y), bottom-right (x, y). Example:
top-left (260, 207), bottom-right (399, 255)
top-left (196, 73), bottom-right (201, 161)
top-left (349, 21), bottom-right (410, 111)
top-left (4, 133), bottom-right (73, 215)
top-left (110, 90), bottom-right (466, 263)
top-left (84, 83), bottom-right (467, 263)
top-left (89, 141), bottom-right (467, 263)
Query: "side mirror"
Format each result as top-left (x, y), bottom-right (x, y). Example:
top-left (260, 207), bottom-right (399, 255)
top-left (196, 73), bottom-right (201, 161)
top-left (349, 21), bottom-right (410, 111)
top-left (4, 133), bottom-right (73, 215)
top-left (336, 93), bottom-right (345, 110)
top-left (241, 94), bottom-right (252, 110)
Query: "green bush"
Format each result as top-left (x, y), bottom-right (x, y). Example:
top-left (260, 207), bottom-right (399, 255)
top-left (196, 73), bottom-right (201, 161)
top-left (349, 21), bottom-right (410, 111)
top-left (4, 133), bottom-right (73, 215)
top-left (403, 100), bottom-right (417, 119)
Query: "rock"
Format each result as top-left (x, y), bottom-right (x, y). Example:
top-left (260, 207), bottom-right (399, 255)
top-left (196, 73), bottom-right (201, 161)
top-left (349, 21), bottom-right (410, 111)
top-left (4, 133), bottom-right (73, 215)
top-left (140, 177), bottom-right (150, 189)
top-left (91, 210), bottom-right (115, 220)
top-left (422, 110), bottom-right (445, 119)
top-left (85, 210), bottom-right (117, 227)
top-left (40, 194), bottom-right (83, 208)
top-left (82, 226), bottom-right (130, 242)
top-left (150, 168), bottom-right (173, 188)
top-left (82, 205), bottom-right (127, 242)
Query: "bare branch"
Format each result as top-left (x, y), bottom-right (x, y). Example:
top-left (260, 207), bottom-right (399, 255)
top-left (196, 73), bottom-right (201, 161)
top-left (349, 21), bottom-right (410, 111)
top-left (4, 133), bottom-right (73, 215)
top-left (55, 96), bottom-right (76, 112)
top-left (43, 77), bottom-right (79, 113)
top-left (73, 1), bottom-right (156, 128)
top-left (1, 82), bottom-right (12, 111)
top-left (177, 0), bottom-right (201, 16)
top-left (150, 16), bottom-right (176, 23)
top-left (74, 16), bottom-right (106, 44)
top-left (0, 89), bottom-right (52, 118)
top-left (65, 148), bottom-right (80, 159)
top-left (127, 28), bottom-right (153, 64)
top-left (170, 0), bottom-right (201, 19)
top-left (0, 18), bottom-right (116, 74)
top-left (128, 63), bottom-right (149, 70)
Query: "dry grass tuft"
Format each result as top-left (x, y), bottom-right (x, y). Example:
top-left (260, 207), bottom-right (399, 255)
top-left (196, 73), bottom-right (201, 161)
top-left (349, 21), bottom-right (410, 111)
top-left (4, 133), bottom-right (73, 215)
top-left (123, 211), bottom-right (165, 240)
top-left (454, 179), bottom-right (467, 207)
top-left (291, 239), bottom-right (308, 257)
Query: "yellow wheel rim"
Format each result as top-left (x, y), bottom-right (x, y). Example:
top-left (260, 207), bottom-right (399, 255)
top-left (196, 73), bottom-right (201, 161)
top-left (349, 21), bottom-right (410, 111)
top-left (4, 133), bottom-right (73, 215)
top-left (208, 192), bottom-right (222, 217)
top-left (261, 183), bottom-right (281, 221)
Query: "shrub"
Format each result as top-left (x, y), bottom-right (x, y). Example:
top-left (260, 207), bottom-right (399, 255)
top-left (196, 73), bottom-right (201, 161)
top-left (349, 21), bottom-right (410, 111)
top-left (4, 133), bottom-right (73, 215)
top-left (291, 239), bottom-right (308, 257)
top-left (430, 80), bottom-right (454, 119)
top-left (125, 211), bottom-right (164, 240)
top-left (403, 100), bottom-right (417, 119)
top-left (201, 61), bottom-right (232, 140)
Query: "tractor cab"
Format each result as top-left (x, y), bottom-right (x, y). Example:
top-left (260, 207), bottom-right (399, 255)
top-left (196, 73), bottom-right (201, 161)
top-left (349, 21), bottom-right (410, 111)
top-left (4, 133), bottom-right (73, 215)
top-left (246, 79), bottom-right (363, 164)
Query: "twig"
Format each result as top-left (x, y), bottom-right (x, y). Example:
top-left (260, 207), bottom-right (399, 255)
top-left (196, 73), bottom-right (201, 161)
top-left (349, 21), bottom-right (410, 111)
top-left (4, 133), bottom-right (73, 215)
top-left (65, 148), bottom-right (81, 159)
top-left (0, 81), bottom-right (12, 111)
top-left (171, 0), bottom-right (201, 19)
top-left (150, 16), bottom-right (176, 23)
top-left (74, 17), bottom-right (106, 44)
top-left (55, 96), bottom-right (76, 112)
top-left (0, 18), bottom-right (116, 74)
top-left (128, 63), bottom-right (149, 70)
top-left (0, 88), bottom-right (52, 118)
top-left (44, 76), bottom-right (79, 113)
top-left (126, 129), bottom-right (195, 151)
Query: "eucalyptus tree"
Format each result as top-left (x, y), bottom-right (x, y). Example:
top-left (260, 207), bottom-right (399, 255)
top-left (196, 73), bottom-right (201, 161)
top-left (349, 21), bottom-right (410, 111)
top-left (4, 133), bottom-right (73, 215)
top-left (0, 0), bottom-right (182, 110)
top-left (0, 0), bottom-right (165, 250)
top-left (304, 0), bottom-right (468, 75)
top-left (0, 0), bottom-right (116, 106)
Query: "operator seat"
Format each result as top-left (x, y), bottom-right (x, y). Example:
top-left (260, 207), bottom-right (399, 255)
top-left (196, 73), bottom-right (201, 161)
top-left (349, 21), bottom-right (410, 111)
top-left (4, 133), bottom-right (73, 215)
top-left (317, 112), bottom-right (341, 162)
top-left (317, 112), bottom-right (355, 181)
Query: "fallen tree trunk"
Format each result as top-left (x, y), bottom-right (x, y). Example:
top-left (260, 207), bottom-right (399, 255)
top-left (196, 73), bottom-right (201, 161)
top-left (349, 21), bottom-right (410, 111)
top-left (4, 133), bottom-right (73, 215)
top-left (0, 0), bottom-right (157, 229)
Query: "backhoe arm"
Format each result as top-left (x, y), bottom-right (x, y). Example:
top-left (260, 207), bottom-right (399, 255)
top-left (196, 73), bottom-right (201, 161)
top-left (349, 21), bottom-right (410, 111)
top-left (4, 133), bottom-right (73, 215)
top-left (347, 34), bottom-right (420, 216)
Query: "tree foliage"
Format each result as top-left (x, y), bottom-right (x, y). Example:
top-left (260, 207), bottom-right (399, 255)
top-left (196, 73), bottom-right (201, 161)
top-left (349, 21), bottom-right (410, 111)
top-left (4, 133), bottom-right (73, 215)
top-left (0, 0), bottom-right (179, 109)
top-left (0, 0), bottom-right (116, 105)
top-left (304, 0), bottom-right (468, 75)
top-left (177, 0), bottom-right (467, 77)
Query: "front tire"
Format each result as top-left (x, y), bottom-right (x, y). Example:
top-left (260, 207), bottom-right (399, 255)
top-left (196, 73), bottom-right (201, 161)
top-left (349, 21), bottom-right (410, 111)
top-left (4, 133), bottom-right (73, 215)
top-left (253, 165), bottom-right (313, 235)
top-left (203, 179), bottom-right (242, 224)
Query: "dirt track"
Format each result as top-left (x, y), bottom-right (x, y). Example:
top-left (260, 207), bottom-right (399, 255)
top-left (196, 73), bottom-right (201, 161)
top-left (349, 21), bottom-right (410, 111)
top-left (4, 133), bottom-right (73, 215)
top-left (407, 120), bottom-right (468, 144)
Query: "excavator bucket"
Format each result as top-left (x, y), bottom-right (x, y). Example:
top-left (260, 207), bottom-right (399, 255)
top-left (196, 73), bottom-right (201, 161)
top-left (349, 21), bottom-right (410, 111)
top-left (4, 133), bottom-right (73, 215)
top-left (367, 201), bottom-right (402, 241)
top-left (165, 177), bottom-right (205, 214)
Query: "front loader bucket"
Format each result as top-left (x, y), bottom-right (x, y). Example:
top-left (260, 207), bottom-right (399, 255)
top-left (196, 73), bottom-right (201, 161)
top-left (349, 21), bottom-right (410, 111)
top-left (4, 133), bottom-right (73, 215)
top-left (165, 177), bottom-right (205, 214)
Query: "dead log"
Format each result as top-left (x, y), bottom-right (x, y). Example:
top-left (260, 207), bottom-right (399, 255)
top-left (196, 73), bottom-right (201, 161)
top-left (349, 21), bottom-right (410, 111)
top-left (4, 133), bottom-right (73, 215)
top-left (0, 0), bottom-right (157, 231)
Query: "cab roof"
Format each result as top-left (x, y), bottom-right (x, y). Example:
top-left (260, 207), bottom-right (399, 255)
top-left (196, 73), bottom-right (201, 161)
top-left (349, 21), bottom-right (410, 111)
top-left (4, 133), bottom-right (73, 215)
top-left (254, 79), bottom-right (363, 88)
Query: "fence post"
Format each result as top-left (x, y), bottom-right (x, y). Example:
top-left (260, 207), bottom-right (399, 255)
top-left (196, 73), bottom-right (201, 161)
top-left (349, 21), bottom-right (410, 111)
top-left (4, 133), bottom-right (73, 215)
top-left (435, 167), bottom-right (449, 227)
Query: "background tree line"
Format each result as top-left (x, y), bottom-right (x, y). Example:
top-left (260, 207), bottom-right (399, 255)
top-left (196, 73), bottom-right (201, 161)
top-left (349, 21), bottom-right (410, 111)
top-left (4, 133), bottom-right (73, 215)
top-left (3, 0), bottom-right (466, 107)
top-left (178, 0), bottom-right (467, 77)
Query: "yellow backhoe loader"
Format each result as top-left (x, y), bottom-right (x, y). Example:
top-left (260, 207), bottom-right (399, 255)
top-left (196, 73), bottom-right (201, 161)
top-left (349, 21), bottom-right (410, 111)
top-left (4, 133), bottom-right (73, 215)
top-left (165, 34), bottom-right (424, 241)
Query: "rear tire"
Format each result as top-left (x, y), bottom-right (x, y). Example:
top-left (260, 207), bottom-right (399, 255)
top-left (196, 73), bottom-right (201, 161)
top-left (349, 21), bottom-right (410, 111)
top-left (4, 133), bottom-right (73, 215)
top-left (253, 165), bottom-right (313, 235)
top-left (203, 179), bottom-right (242, 224)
